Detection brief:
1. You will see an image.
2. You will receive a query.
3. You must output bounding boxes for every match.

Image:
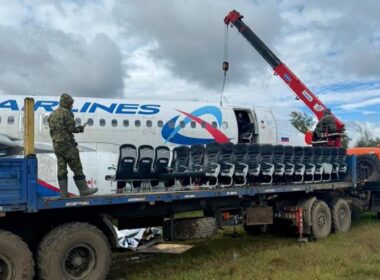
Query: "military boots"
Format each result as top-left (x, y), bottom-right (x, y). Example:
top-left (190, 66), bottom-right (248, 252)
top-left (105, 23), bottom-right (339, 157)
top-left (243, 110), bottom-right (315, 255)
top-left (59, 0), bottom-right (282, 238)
top-left (58, 178), bottom-right (68, 199)
top-left (74, 176), bottom-right (98, 197)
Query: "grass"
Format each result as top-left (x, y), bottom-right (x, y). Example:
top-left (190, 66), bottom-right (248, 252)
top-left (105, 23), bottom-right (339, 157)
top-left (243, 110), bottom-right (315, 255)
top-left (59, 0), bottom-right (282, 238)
top-left (109, 214), bottom-right (380, 280)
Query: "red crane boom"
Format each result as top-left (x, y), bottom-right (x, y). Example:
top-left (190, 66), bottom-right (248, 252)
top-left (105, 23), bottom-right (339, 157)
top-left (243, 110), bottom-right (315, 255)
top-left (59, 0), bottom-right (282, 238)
top-left (224, 10), bottom-right (345, 147)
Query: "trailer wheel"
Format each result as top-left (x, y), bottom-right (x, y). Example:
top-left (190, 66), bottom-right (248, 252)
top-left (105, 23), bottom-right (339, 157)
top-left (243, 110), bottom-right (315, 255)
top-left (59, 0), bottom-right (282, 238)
top-left (310, 200), bottom-right (332, 239)
top-left (331, 199), bottom-right (351, 233)
top-left (163, 217), bottom-right (218, 241)
top-left (357, 154), bottom-right (380, 182)
top-left (0, 230), bottom-right (34, 280)
top-left (38, 222), bottom-right (111, 280)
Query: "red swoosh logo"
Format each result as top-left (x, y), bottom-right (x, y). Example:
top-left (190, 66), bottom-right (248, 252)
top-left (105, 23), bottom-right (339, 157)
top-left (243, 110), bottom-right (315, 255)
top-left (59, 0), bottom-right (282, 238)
top-left (177, 110), bottom-right (230, 143)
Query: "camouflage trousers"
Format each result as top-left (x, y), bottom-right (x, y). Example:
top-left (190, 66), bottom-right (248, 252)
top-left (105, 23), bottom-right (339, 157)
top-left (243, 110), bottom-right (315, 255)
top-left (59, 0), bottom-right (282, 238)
top-left (53, 144), bottom-right (84, 180)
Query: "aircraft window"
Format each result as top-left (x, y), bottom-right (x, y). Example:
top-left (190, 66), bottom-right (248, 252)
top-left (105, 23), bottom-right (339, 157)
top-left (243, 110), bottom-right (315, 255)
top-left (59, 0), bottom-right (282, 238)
top-left (191, 121), bottom-right (196, 128)
top-left (169, 120), bottom-right (175, 128)
top-left (75, 118), bottom-right (81, 125)
top-left (212, 121), bottom-right (217, 128)
top-left (7, 116), bottom-right (14, 125)
top-left (180, 121), bottom-right (185, 128)
top-left (100, 119), bottom-right (106, 126)
top-left (222, 121), bottom-right (228, 129)
top-left (87, 118), bottom-right (94, 126)
top-left (123, 120), bottom-right (129, 127)
top-left (146, 120), bottom-right (152, 128)
top-left (135, 120), bottom-right (141, 127)
top-left (157, 120), bottom-right (163, 128)
top-left (112, 119), bottom-right (118, 127)
top-left (201, 121), bottom-right (206, 128)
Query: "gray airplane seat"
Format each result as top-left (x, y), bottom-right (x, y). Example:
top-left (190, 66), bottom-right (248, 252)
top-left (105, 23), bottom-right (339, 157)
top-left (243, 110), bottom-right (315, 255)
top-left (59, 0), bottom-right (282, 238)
top-left (273, 145), bottom-right (285, 182)
top-left (331, 148), bottom-right (340, 180)
top-left (303, 147), bottom-right (315, 183)
top-left (246, 143), bottom-right (261, 184)
top-left (338, 148), bottom-right (348, 178)
top-left (321, 147), bottom-right (333, 182)
top-left (219, 143), bottom-right (236, 188)
top-left (313, 146), bottom-right (323, 182)
top-left (152, 146), bottom-right (171, 187)
top-left (163, 145), bottom-right (190, 187)
top-left (233, 143), bottom-right (249, 187)
top-left (260, 144), bottom-right (275, 185)
top-left (293, 146), bottom-right (305, 183)
top-left (202, 142), bottom-right (221, 188)
top-left (283, 146), bottom-right (295, 182)
top-left (136, 145), bottom-right (155, 189)
top-left (187, 144), bottom-right (205, 186)
top-left (115, 144), bottom-right (137, 188)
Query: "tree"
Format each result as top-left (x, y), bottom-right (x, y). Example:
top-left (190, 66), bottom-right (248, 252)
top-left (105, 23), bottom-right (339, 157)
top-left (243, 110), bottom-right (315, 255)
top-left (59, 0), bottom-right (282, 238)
top-left (355, 126), bottom-right (380, 147)
top-left (341, 133), bottom-right (352, 149)
top-left (290, 111), bottom-right (315, 134)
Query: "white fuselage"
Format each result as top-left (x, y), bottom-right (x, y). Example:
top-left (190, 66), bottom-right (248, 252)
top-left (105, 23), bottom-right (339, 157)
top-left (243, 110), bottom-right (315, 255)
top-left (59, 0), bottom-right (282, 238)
top-left (0, 96), bottom-right (305, 195)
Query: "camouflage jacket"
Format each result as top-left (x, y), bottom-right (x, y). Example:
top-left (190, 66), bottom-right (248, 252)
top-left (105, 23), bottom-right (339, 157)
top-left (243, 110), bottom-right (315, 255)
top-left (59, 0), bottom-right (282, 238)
top-left (315, 115), bottom-right (337, 135)
top-left (48, 106), bottom-right (84, 149)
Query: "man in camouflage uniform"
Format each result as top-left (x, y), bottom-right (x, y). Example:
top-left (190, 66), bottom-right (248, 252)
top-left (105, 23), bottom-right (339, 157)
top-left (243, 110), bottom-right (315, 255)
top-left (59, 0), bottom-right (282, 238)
top-left (314, 108), bottom-right (337, 140)
top-left (48, 93), bottom-right (98, 198)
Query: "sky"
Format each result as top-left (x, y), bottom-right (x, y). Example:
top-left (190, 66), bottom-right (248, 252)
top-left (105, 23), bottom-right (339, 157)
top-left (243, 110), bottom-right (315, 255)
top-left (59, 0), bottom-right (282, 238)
top-left (0, 0), bottom-right (379, 145)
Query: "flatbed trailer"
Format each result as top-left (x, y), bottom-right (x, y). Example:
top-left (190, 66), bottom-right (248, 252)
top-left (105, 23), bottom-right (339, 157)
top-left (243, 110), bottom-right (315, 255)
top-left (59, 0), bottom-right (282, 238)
top-left (1, 155), bottom-right (380, 280)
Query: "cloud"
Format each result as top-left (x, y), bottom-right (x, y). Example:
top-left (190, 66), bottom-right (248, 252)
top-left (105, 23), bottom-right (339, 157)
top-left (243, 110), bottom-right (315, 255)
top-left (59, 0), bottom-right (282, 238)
top-left (0, 25), bottom-right (124, 97)
top-left (113, 0), bottom-right (284, 91)
top-left (0, 0), bottom-right (379, 125)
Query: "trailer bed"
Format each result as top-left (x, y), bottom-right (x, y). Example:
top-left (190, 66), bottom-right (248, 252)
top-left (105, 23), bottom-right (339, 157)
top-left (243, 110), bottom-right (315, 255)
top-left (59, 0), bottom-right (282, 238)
top-left (0, 156), bottom-right (357, 214)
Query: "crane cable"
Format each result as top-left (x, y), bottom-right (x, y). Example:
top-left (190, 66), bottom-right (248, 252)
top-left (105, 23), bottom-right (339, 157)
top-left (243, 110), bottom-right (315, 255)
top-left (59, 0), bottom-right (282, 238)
top-left (221, 24), bottom-right (230, 105)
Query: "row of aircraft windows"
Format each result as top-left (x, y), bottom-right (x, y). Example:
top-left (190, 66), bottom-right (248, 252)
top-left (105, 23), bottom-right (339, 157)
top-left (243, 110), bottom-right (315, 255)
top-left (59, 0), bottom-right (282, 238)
top-left (1, 116), bottom-right (229, 129)
top-left (74, 118), bottom-right (228, 129)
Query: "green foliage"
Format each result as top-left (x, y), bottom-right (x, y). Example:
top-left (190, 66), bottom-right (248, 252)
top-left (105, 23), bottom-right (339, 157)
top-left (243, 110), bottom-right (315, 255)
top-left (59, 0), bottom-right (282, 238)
top-left (341, 133), bottom-right (352, 149)
top-left (290, 111), bottom-right (315, 134)
top-left (355, 126), bottom-right (380, 147)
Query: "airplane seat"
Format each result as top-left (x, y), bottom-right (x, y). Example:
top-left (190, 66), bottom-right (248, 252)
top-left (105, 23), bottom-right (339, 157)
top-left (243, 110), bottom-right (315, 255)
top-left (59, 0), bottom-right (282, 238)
top-left (166, 146), bottom-right (190, 187)
top-left (188, 144), bottom-right (205, 186)
top-left (313, 146), bottom-right (323, 182)
top-left (188, 144), bottom-right (204, 172)
top-left (134, 145), bottom-right (154, 188)
top-left (331, 148), bottom-right (340, 180)
top-left (303, 147), bottom-right (315, 183)
top-left (283, 146), bottom-right (295, 181)
top-left (260, 144), bottom-right (275, 185)
top-left (115, 144), bottom-right (138, 188)
top-left (273, 145), bottom-right (285, 181)
top-left (218, 143), bottom-right (235, 188)
top-left (321, 147), bottom-right (333, 182)
top-left (203, 142), bottom-right (221, 188)
top-left (246, 143), bottom-right (261, 184)
top-left (293, 146), bottom-right (305, 183)
top-left (338, 148), bottom-right (347, 177)
top-left (233, 143), bottom-right (249, 187)
top-left (152, 146), bottom-right (171, 187)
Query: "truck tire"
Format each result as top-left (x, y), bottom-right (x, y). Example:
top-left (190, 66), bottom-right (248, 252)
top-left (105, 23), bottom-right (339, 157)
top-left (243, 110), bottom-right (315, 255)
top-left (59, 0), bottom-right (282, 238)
top-left (330, 199), bottom-right (351, 233)
top-left (37, 222), bottom-right (111, 280)
top-left (0, 230), bottom-right (34, 280)
top-left (357, 154), bottom-right (380, 182)
top-left (163, 217), bottom-right (218, 241)
top-left (310, 200), bottom-right (332, 240)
